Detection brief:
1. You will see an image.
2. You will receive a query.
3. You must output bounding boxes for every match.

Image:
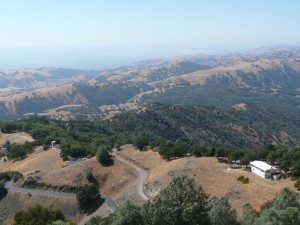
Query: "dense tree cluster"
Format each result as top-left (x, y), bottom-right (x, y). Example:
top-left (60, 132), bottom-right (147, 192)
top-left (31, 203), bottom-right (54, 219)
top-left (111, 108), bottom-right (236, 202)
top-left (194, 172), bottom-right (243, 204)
top-left (86, 176), bottom-right (236, 225)
top-left (0, 116), bottom-right (117, 161)
top-left (13, 205), bottom-right (75, 225)
top-left (149, 140), bottom-right (300, 178)
top-left (240, 188), bottom-right (300, 225)
top-left (86, 175), bottom-right (300, 225)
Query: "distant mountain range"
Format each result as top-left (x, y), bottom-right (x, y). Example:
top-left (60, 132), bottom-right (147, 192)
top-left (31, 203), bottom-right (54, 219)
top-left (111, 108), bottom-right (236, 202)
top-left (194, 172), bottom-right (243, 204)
top-left (1, 47), bottom-right (300, 148)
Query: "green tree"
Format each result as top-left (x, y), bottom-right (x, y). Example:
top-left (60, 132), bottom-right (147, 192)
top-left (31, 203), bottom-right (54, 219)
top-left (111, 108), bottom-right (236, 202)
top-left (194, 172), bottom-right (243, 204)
top-left (241, 188), bottom-right (300, 225)
top-left (85, 215), bottom-right (114, 225)
top-left (76, 184), bottom-right (101, 212)
top-left (142, 175), bottom-right (210, 225)
top-left (215, 147), bottom-right (226, 159)
top-left (240, 204), bottom-right (258, 225)
top-left (85, 168), bottom-right (99, 186)
top-left (133, 135), bottom-right (149, 151)
top-left (13, 205), bottom-right (73, 225)
top-left (158, 142), bottom-right (174, 160)
top-left (208, 196), bottom-right (238, 225)
top-left (0, 180), bottom-right (8, 200)
top-left (96, 145), bottom-right (113, 166)
top-left (190, 146), bottom-right (207, 157)
top-left (240, 154), bottom-right (250, 169)
top-left (3, 140), bottom-right (11, 151)
top-left (112, 201), bottom-right (144, 225)
top-left (228, 150), bottom-right (242, 163)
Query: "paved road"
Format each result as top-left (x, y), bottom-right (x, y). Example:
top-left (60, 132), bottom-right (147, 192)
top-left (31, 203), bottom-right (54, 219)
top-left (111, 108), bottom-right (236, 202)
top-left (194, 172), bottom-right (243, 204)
top-left (5, 181), bottom-right (117, 212)
top-left (112, 149), bottom-right (149, 201)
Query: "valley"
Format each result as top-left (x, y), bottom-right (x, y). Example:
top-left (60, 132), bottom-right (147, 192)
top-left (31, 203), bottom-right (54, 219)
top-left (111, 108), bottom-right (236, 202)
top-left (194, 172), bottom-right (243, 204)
top-left (1, 49), bottom-right (300, 122)
top-left (1, 48), bottom-right (300, 224)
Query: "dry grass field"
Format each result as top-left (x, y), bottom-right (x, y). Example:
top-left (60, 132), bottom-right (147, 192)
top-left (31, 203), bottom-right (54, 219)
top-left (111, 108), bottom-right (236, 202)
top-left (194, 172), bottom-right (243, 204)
top-left (0, 146), bottom-right (140, 203)
top-left (0, 146), bottom-right (137, 223)
top-left (0, 147), bottom-right (63, 175)
top-left (0, 192), bottom-right (81, 225)
top-left (0, 142), bottom-right (298, 222)
top-left (118, 144), bottom-right (298, 215)
top-left (0, 132), bottom-right (34, 146)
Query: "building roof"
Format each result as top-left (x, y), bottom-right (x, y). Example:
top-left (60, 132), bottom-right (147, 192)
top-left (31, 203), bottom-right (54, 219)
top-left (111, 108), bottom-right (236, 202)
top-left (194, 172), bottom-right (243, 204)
top-left (250, 161), bottom-right (275, 171)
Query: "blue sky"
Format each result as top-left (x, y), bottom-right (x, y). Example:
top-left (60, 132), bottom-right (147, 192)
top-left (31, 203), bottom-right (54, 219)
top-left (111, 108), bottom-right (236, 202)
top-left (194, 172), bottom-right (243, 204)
top-left (0, 0), bottom-right (299, 69)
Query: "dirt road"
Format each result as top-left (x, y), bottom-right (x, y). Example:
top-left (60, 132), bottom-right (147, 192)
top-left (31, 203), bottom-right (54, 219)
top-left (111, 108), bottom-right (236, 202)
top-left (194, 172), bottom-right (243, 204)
top-left (5, 181), bottom-right (117, 212)
top-left (112, 149), bottom-right (149, 201)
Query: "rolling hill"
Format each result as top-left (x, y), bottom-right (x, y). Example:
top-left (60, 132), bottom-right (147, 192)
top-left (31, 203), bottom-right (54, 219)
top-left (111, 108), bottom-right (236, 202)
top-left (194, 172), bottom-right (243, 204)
top-left (1, 48), bottom-right (300, 127)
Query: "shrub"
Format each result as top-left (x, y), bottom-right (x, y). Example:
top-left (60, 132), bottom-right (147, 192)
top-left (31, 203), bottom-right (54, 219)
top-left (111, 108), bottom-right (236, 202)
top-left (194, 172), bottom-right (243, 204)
top-left (294, 180), bottom-right (300, 191)
top-left (291, 176), bottom-right (299, 181)
top-left (0, 171), bottom-right (23, 182)
top-left (13, 205), bottom-right (74, 225)
top-left (237, 176), bottom-right (249, 184)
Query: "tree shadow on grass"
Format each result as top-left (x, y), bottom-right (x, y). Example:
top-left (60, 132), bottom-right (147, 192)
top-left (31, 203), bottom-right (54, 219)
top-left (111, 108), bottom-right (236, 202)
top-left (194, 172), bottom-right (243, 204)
top-left (85, 197), bottom-right (105, 215)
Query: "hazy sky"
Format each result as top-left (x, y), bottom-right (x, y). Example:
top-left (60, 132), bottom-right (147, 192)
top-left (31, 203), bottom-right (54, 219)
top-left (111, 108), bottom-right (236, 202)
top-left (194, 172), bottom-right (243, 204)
top-left (0, 0), bottom-right (299, 69)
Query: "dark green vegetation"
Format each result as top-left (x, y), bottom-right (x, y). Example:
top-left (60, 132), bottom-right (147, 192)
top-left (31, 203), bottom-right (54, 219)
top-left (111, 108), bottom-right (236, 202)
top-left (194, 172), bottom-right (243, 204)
top-left (76, 184), bottom-right (102, 212)
top-left (153, 141), bottom-right (300, 179)
top-left (0, 180), bottom-right (7, 201)
top-left (13, 205), bottom-right (75, 225)
top-left (0, 82), bottom-right (153, 118)
top-left (237, 176), bottom-right (250, 184)
top-left (294, 180), bottom-right (300, 191)
top-left (75, 82), bottom-right (153, 109)
top-left (87, 175), bottom-right (300, 225)
top-left (1, 114), bottom-right (300, 180)
top-left (118, 97), bottom-right (300, 149)
top-left (0, 116), bottom-right (116, 160)
top-left (0, 171), bottom-right (23, 200)
top-left (133, 135), bottom-right (149, 151)
top-left (96, 145), bottom-right (113, 166)
top-left (240, 188), bottom-right (300, 225)
top-left (0, 170), bottom-right (23, 182)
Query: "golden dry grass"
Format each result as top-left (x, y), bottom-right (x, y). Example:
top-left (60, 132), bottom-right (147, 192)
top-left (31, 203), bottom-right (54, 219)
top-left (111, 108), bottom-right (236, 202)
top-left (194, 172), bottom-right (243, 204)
top-left (0, 132), bottom-right (34, 146)
top-left (0, 84), bottom-right (88, 114)
top-left (1, 143), bottom-right (297, 217)
top-left (0, 192), bottom-right (81, 225)
top-left (0, 146), bottom-right (140, 204)
top-left (0, 147), bottom-right (63, 175)
top-left (118, 145), bottom-right (298, 214)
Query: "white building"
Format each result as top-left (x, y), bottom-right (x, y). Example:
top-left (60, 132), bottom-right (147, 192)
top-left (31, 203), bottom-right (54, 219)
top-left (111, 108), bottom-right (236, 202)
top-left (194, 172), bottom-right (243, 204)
top-left (250, 161), bottom-right (276, 179)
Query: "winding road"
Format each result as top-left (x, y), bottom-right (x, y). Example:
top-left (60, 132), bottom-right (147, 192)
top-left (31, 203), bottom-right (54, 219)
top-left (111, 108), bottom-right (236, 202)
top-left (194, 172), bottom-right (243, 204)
top-left (4, 149), bottom-right (149, 215)
top-left (112, 149), bottom-right (149, 201)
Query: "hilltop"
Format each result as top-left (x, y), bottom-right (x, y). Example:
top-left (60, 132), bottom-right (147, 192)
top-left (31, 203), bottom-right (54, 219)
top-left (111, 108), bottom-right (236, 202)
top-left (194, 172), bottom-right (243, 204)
top-left (0, 48), bottom-right (300, 120)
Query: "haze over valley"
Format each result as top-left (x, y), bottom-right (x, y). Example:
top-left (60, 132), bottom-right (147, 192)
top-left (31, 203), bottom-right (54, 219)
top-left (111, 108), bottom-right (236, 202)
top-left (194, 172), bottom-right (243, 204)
top-left (1, 1), bottom-right (300, 225)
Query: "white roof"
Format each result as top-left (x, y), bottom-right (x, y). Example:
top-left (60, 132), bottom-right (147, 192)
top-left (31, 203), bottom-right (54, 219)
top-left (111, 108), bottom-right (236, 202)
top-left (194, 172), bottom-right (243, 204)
top-left (250, 161), bottom-right (274, 171)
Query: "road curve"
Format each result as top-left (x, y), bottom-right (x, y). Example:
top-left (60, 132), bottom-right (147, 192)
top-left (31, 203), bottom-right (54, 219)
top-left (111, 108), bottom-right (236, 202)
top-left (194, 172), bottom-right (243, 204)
top-left (112, 149), bottom-right (149, 201)
top-left (5, 181), bottom-right (117, 212)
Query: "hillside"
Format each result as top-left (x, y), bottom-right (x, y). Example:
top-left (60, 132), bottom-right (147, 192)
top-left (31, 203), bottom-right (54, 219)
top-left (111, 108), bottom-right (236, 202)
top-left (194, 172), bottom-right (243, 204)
top-left (0, 68), bottom-right (103, 94)
top-left (0, 146), bottom-right (136, 224)
top-left (117, 145), bottom-right (297, 214)
top-left (107, 102), bottom-right (300, 148)
top-left (1, 49), bottom-right (300, 123)
top-left (0, 82), bottom-right (153, 119)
